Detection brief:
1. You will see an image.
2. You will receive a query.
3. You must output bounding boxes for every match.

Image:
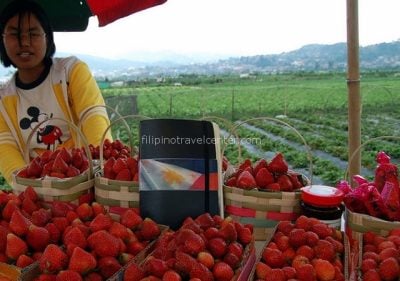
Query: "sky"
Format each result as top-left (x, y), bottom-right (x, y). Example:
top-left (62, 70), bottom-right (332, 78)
top-left (53, 0), bottom-right (400, 60)
top-left (29, 0), bottom-right (400, 60)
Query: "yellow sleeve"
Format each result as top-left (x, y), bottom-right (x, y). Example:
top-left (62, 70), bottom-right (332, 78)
top-left (0, 115), bottom-right (26, 185)
top-left (68, 61), bottom-right (112, 146)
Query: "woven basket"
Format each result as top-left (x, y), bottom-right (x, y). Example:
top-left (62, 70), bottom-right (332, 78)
top-left (343, 136), bottom-right (400, 244)
top-left (222, 117), bottom-right (313, 240)
top-left (12, 117), bottom-right (95, 204)
top-left (94, 114), bottom-right (150, 213)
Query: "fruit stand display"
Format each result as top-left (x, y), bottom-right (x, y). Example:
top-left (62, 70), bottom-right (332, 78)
top-left (112, 213), bottom-right (256, 281)
top-left (93, 139), bottom-right (140, 214)
top-left (94, 115), bottom-right (149, 217)
top-left (356, 229), bottom-right (400, 281)
top-left (12, 118), bottom-right (95, 205)
top-left (0, 187), bottom-right (166, 280)
top-left (250, 215), bottom-right (349, 281)
top-left (223, 153), bottom-right (309, 240)
top-left (339, 151), bottom-right (400, 243)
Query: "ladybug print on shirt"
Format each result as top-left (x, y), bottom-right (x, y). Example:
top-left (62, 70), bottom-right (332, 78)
top-left (19, 106), bottom-right (63, 150)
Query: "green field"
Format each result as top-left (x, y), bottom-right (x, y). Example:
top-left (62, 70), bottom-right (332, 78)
top-left (101, 71), bottom-right (400, 186)
top-left (2, 71), bottom-right (400, 189)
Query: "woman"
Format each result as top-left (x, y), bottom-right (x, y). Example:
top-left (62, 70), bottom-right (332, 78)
top-left (0, 0), bottom-right (111, 184)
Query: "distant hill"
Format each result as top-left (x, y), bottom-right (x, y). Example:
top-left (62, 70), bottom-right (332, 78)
top-left (1, 41), bottom-right (400, 80)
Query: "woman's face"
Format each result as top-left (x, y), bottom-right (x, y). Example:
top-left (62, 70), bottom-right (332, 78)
top-left (2, 13), bottom-right (47, 72)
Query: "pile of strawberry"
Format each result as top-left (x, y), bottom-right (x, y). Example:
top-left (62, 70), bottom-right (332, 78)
top-left (360, 229), bottom-right (400, 281)
top-left (123, 213), bottom-right (253, 281)
top-left (89, 139), bottom-right (132, 160)
top-left (254, 215), bottom-right (345, 281)
top-left (16, 147), bottom-right (89, 179)
top-left (102, 156), bottom-right (139, 181)
top-left (225, 152), bottom-right (306, 192)
top-left (0, 187), bottom-right (162, 280)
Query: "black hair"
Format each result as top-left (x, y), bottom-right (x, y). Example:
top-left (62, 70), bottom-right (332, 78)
top-left (0, 0), bottom-right (56, 67)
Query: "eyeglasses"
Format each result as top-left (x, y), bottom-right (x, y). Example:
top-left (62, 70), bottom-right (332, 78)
top-left (2, 31), bottom-right (46, 42)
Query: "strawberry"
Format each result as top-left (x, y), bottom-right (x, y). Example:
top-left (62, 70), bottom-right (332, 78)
top-left (27, 157), bottom-right (43, 178)
top-left (287, 172), bottom-right (304, 189)
top-left (194, 213), bottom-right (215, 229)
top-left (143, 256), bottom-right (169, 278)
top-left (32, 208), bottom-right (52, 226)
top-left (63, 226), bottom-right (87, 249)
top-left (253, 158), bottom-right (268, 176)
top-left (109, 222), bottom-right (130, 241)
top-left (58, 148), bottom-right (72, 165)
top-left (26, 224), bottom-right (50, 252)
top-left (89, 213), bottom-right (113, 232)
top-left (50, 201), bottom-right (74, 217)
top-left (52, 154), bottom-right (69, 174)
top-left (97, 256), bottom-right (122, 279)
top-left (218, 222), bottom-right (237, 242)
top-left (113, 157), bottom-right (128, 174)
top-left (41, 160), bottom-right (54, 177)
top-left (76, 203), bottom-right (94, 221)
top-left (268, 153), bottom-right (289, 174)
top-left (182, 232), bottom-right (205, 256)
top-left (190, 262), bottom-right (214, 281)
top-left (91, 202), bottom-right (106, 216)
top-left (87, 230), bottom-right (120, 257)
top-left (138, 218), bottom-right (161, 241)
top-left (115, 168), bottom-right (132, 181)
top-left (16, 254), bottom-right (35, 268)
top-left (39, 150), bottom-right (53, 165)
top-left (68, 247), bottom-right (97, 275)
top-left (236, 170), bottom-right (257, 189)
top-left (277, 174), bottom-right (293, 191)
top-left (255, 167), bottom-right (275, 188)
top-left (127, 157), bottom-right (138, 175)
top-left (6, 233), bottom-right (28, 260)
top-left (227, 241), bottom-right (244, 259)
top-left (45, 223), bottom-right (61, 244)
top-left (207, 237), bottom-right (227, 258)
top-left (174, 251), bottom-right (197, 274)
top-left (197, 251), bottom-right (215, 269)
top-left (71, 149), bottom-right (84, 169)
top-left (66, 165), bottom-right (81, 178)
top-left (39, 244), bottom-right (69, 274)
top-left (162, 270), bottom-right (182, 281)
top-left (24, 185), bottom-right (39, 202)
top-left (56, 270), bottom-right (83, 281)
top-left (224, 176), bottom-right (237, 187)
top-left (16, 167), bottom-right (29, 178)
top-left (123, 262), bottom-right (146, 281)
top-left (9, 209), bottom-right (32, 236)
top-left (0, 225), bottom-right (8, 253)
top-left (22, 196), bottom-right (40, 214)
top-left (238, 159), bottom-right (252, 171)
top-left (120, 209), bottom-right (143, 229)
top-left (103, 157), bottom-right (116, 179)
top-left (213, 262), bottom-right (234, 281)
top-left (2, 200), bottom-right (19, 221)
top-left (237, 226), bottom-right (252, 245)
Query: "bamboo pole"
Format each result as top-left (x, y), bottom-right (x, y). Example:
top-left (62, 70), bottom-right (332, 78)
top-left (346, 0), bottom-right (361, 186)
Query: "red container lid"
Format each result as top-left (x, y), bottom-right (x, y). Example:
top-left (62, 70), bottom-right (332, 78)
top-left (301, 185), bottom-right (344, 208)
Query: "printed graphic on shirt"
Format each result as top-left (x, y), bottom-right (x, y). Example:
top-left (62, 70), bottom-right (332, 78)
top-left (19, 106), bottom-right (63, 150)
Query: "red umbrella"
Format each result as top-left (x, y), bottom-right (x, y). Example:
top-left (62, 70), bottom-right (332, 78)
top-left (0, 0), bottom-right (167, 32)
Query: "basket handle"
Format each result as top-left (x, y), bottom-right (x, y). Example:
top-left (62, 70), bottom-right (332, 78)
top-left (99, 114), bottom-right (152, 169)
top-left (25, 117), bottom-right (94, 179)
top-left (222, 117), bottom-right (313, 184)
top-left (199, 116), bottom-right (242, 163)
top-left (76, 104), bottom-right (130, 147)
top-left (344, 135), bottom-right (400, 183)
